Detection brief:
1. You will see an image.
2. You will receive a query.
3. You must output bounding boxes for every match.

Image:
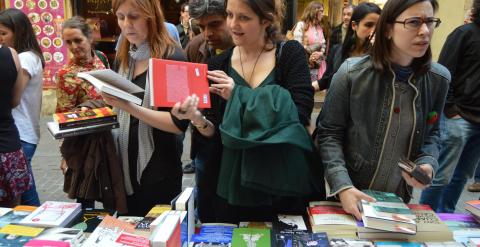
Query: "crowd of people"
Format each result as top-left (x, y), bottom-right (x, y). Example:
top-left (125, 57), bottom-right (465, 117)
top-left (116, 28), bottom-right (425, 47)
top-left (0, 0), bottom-right (479, 224)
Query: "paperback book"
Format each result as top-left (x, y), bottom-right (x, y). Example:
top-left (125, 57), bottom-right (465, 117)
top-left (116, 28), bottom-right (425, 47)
top-left (20, 201), bottom-right (82, 228)
top-left (149, 59), bottom-right (210, 108)
top-left (47, 121), bottom-right (119, 139)
top-left (53, 107), bottom-right (117, 130)
top-left (360, 190), bottom-right (416, 234)
top-left (77, 69), bottom-right (144, 105)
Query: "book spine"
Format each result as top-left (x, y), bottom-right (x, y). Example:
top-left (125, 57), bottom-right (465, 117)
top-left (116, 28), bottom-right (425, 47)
top-left (58, 116), bottom-right (117, 130)
top-left (55, 123), bottom-right (119, 139)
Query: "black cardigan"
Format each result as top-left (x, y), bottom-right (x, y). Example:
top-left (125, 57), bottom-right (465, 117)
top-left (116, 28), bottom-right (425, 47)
top-left (207, 40), bottom-right (314, 126)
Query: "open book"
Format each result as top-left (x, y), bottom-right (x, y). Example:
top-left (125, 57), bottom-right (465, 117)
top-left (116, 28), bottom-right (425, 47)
top-left (77, 69), bottom-right (144, 105)
top-left (149, 59), bottom-right (211, 108)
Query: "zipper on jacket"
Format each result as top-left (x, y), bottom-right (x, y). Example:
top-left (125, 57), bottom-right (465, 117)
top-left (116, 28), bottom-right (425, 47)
top-left (406, 76), bottom-right (418, 158)
top-left (369, 66), bottom-right (397, 189)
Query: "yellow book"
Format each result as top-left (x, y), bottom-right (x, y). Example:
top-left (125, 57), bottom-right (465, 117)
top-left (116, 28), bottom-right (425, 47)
top-left (0, 224), bottom-right (44, 237)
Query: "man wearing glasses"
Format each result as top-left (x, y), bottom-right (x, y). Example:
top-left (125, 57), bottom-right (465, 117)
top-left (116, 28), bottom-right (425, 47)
top-left (420, 0), bottom-right (480, 213)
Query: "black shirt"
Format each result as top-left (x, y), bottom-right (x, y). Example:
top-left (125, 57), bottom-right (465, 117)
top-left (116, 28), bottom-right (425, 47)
top-left (0, 46), bottom-right (20, 153)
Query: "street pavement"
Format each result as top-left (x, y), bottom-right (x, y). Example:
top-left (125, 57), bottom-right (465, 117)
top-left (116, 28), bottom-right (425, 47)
top-left (32, 114), bottom-right (478, 213)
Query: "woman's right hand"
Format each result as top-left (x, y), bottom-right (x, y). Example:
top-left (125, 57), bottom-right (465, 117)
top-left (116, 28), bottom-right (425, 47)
top-left (338, 187), bottom-right (376, 220)
top-left (208, 70), bottom-right (235, 100)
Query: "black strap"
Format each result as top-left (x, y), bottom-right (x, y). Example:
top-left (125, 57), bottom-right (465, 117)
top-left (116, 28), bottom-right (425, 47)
top-left (276, 41), bottom-right (286, 64)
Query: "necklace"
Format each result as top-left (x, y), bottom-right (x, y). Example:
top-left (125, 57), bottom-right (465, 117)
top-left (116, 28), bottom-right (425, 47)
top-left (239, 46), bottom-right (264, 85)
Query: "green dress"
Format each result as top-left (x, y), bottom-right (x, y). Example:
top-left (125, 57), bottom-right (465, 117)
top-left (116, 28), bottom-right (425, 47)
top-left (216, 67), bottom-right (321, 206)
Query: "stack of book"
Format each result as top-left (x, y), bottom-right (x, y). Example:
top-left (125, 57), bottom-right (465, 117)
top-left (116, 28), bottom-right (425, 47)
top-left (360, 190), bottom-right (417, 235)
top-left (358, 204), bottom-right (452, 242)
top-left (47, 107), bottom-right (119, 139)
top-left (307, 201), bottom-right (357, 238)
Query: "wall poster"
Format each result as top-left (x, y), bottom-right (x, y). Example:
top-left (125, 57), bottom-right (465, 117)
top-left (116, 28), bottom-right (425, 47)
top-left (6, 0), bottom-right (68, 89)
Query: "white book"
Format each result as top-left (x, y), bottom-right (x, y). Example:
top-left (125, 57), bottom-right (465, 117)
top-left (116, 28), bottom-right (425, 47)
top-left (77, 69), bottom-right (144, 105)
top-left (20, 201), bottom-right (82, 228)
top-left (35, 227), bottom-right (85, 246)
top-left (0, 207), bottom-right (12, 217)
top-left (47, 121), bottom-right (119, 139)
top-left (174, 187), bottom-right (194, 244)
top-left (150, 214), bottom-right (181, 247)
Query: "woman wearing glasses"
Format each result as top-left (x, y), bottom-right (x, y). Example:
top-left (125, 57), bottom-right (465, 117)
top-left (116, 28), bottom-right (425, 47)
top-left (316, 0), bottom-right (449, 220)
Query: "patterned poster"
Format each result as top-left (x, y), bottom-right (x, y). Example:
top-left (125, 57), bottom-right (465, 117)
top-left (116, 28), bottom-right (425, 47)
top-left (7, 0), bottom-right (68, 89)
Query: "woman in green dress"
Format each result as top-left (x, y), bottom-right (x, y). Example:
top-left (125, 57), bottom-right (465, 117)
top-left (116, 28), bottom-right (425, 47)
top-left (172, 0), bottom-right (325, 223)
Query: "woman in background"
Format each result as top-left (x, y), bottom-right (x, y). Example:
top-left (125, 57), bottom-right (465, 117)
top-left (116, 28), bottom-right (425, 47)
top-left (0, 8), bottom-right (45, 206)
top-left (293, 1), bottom-right (330, 81)
top-left (0, 43), bottom-right (30, 207)
top-left (313, 2), bottom-right (381, 91)
top-left (102, 0), bottom-right (189, 216)
top-left (56, 16), bottom-right (110, 209)
top-left (317, 0), bottom-right (448, 219)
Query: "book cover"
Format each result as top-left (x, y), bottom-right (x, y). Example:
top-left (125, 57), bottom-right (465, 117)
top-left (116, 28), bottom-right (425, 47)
top-left (20, 201), bottom-right (82, 228)
top-left (77, 69), bottom-right (144, 105)
top-left (191, 225), bottom-right (235, 244)
top-left (0, 224), bottom-right (44, 237)
top-left (231, 228), bottom-right (270, 247)
top-left (149, 58), bottom-right (210, 108)
top-left (35, 227), bottom-right (84, 245)
top-left (424, 242), bottom-right (465, 247)
top-left (173, 187), bottom-right (194, 245)
top-left (0, 210), bottom-right (31, 228)
top-left (466, 200), bottom-right (480, 218)
top-left (82, 215), bottom-right (135, 247)
top-left (135, 204), bottom-right (171, 230)
top-left (0, 233), bottom-right (34, 246)
top-left (308, 201), bottom-right (357, 226)
top-left (361, 190), bottom-right (416, 234)
top-left (70, 208), bottom-right (116, 233)
top-left (375, 241), bottom-right (423, 247)
top-left (329, 238), bottom-right (374, 247)
top-left (118, 216), bottom-right (144, 228)
top-left (47, 121), bottom-right (119, 139)
top-left (25, 239), bottom-right (71, 247)
top-left (0, 207), bottom-right (12, 217)
top-left (115, 232), bottom-right (149, 247)
top-left (53, 107), bottom-right (117, 130)
top-left (150, 214), bottom-right (181, 247)
top-left (358, 204), bottom-right (452, 241)
top-left (239, 222), bottom-right (272, 229)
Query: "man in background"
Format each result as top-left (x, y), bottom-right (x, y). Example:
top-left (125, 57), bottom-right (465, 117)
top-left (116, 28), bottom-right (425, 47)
top-left (329, 4), bottom-right (354, 51)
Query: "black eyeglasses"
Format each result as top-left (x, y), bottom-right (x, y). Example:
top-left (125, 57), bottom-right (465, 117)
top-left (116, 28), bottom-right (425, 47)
top-left (393, 17), bottom-right (441, 30)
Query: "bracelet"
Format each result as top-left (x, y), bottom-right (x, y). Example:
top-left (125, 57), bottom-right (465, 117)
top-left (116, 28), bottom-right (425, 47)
top-left (191, 116), bottom-right (209, 130)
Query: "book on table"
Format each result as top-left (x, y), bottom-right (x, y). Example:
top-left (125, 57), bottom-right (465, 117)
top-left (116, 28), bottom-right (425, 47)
top-left (77, 69), bottom-right (144, 105)
top-left (150, 213), bottom-right (181, 247)
top-left (53, 107), bottom-right (117, 130)
top-left (149, 58), bottom-right (210, 108)
top-left (32, 227), bottom-right (85, 246)
top-left (358, 204), bottom-right (452, 242)
top-left (466, 200), bottom-right (480, 219)
top-left (0, 224), bottom-right (45, 246)
top-left (19, 201), bottom-right (82, 228)
top-left (360, 190), bottom-right (417, 234)
top-left (172, 187), bottom-right (194, 245)
top-left (307, 201), bottom-right (357, 238)
top-left (82, 215), bottom-right (148, 247)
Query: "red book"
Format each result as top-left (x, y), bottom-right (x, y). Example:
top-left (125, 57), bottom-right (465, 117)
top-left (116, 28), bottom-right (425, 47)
top-left (149, 58), bottom-right (211, 108)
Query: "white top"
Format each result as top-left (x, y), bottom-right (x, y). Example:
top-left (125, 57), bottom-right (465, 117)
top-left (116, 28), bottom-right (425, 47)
top-left (12, 51), bottom-right (43, 144)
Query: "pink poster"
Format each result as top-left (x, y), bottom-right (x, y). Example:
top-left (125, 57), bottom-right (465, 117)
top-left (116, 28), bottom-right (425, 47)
top-left (7, 0), bottom-right (68, 89)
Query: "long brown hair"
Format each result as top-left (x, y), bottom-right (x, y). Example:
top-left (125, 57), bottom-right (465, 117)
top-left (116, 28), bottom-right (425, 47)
top-left (112, 0), bottom-right (177, 70)
top-left (300, 1), bottom-right (330, 40)
top-left (371, 0), bottom-right (439, 74)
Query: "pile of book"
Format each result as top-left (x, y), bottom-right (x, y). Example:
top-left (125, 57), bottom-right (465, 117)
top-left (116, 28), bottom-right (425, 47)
top-left (47, 107), bottom-right (119, 139)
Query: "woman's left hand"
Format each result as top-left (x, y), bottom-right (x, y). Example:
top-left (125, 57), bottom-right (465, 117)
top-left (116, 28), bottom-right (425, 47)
top-left (401, 164), bottom-right (433, 189)
top-left (101, 92), bottom-right (131, 110)
top-left (208, 70), bottom-right (234, 100)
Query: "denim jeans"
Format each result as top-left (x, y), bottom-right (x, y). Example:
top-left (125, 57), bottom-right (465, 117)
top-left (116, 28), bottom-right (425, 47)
top-left (20, 141), bottom-right (41, 206)
top-left (420, 115), bottom-right (480, 212)
top-left (473, 160), bottom-right (480, 183)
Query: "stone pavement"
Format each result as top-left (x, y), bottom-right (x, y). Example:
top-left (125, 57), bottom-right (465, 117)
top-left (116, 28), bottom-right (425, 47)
top-left (32, 114), bottom-right (478, 213)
